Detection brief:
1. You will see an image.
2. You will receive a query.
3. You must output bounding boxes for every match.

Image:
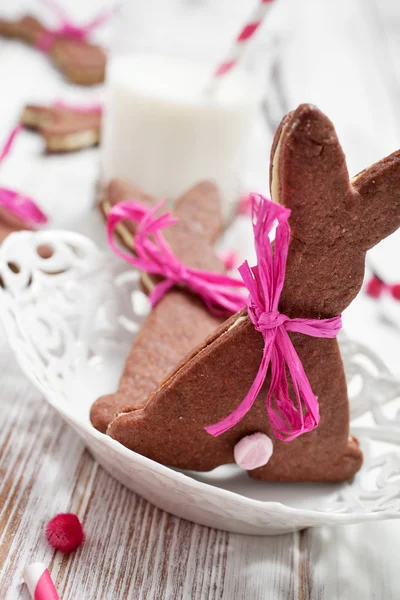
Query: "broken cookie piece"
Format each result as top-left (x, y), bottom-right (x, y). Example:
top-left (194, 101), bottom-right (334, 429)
top-left (21, 103), bottom-right (101, 153)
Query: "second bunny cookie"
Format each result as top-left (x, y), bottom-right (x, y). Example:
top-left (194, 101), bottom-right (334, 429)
top-left (91, 179), bottom-right (228, 433)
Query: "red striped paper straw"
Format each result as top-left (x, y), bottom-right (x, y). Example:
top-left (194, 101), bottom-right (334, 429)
top-left (23, 563), bottom-right (60, 600)
top-left (213, 0), bottom-right (275, 79)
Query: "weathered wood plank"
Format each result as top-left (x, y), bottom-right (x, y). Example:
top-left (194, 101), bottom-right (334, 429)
top-left (300, 523), bottom-right (400, 600)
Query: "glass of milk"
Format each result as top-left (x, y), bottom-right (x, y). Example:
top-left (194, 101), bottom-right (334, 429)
top-left (101, 0), bottom-right (266, 221)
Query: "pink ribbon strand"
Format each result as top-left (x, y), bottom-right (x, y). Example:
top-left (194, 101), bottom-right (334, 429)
top-left (36, 0), bottom-right (112, 52)
top-left (0, 126), bottom-right (47, 226)
top-left (0, 124), bottom-right (21, 163)
top-left (205, 195), bottom-right (342, 441)
top-left (107, 200), bottom-right (247, 316)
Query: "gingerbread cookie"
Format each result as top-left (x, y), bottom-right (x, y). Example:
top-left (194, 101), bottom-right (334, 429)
top-left (0, 15), bottom-right (106, 85)
top-left (102, 104), bottom-right (400, 483)
top-left (21, 103), bottom-right (101, 153)
top-left (90, 179), bottom-right (227, 433)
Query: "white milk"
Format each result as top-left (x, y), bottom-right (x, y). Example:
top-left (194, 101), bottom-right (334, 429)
top-left (101, 54), bottom-right (259, 219)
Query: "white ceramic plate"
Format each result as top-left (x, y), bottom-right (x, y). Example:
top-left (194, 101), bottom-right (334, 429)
top-left (1, 228), bottom-right (400, 535)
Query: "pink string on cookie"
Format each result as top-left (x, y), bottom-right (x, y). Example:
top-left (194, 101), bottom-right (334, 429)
top-left (107, 200), bottom-right (247, 316)
top-left (36, 0), bottom-right (112, 52)
top-left (0, 126), bottom-right (47, 226)
top-left (205, 195), bottom-right (342, 441)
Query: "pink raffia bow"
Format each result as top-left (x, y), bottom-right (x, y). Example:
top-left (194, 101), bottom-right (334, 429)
top-left (36, 0), bottom-right (112, 53)
top-left (0, 126), bottom-right (47, 226)
top-left (205, 195), bottom-right (342, 441)
top-left (107, 200), bottom-right (247, 316)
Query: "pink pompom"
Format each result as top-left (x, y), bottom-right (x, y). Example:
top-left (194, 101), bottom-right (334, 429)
top-left (234, 432), bottom-right (273, 470)
top-left (46, 513), bottom-right (85, 553)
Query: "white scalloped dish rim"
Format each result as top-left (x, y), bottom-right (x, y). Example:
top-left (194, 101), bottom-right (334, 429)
top-left (1, 227), bottom-right (400, 535)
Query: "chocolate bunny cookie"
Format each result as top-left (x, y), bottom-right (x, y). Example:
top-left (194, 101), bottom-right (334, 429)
top-left (97, 104), bottom-right (400, 482)
top-left (91, 179), bottom-right (228, 433)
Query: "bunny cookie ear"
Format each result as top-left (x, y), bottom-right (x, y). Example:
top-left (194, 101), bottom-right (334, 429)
top-left (351, 149), bottom-right (400, 250)
top-left (101, 179), bottom-right (223, 270)
top-left (100, 179), bottom-right (156, 252)
top-left (165, 181), bottom-right (223, 273)
top-left (272, 105), bottom-right (367, 318)
top-left (274, 105), bottom-right (400, 318)
top-left (174, 181), bottom-right (222, 244)
top-left (104, 178), bottom-right (155, 212)
top-left (271, 104), bottom-right (353, 246)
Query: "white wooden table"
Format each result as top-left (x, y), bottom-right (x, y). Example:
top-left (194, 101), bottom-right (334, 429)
top-left (1, 0), bottom-right (400, 598)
